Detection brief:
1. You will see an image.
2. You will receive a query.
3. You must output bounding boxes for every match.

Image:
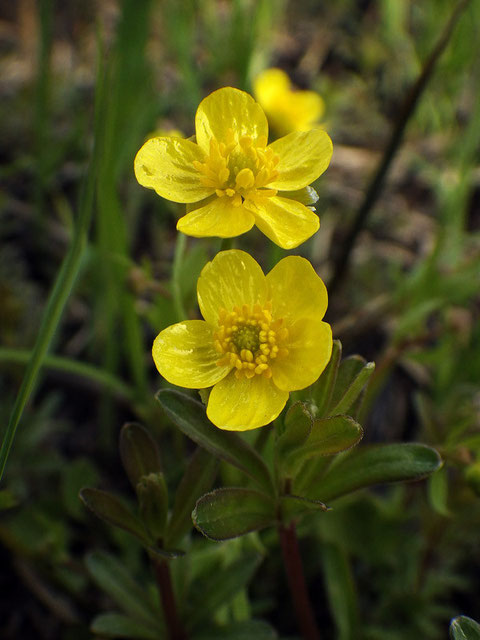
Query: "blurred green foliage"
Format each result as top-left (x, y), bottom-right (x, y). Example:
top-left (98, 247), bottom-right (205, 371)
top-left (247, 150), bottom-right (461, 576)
top-left (1, 0), bottom-right (479, 638)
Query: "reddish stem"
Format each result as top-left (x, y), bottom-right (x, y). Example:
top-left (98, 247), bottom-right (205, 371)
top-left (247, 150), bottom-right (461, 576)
top-left (278, 521), bottom-right (321, 640)
top-left (153, 559), bottom-right (187, 640)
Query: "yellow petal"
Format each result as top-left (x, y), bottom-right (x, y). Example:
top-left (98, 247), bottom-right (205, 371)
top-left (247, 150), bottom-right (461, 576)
top-left (195, 87), bottom-right (268, 152)
top-left (197, 250), bottom-right (267, 325)
top-left (207, 372), bottom-right (289, 430)
top-left (285, 91), bottom-right (325, 131)
top-left (272, 320), bottom-right (332, 391)
top-left (254, 68), bottom-right (291, 107)
top-left (152, 320), bottom-right (231, 388)
top-left (246, 196), bottom-right (319, 249)
top-left (267, 129), bottom-right (333, 190)
top-left (266, 255), bottom-right (328, 323)
top-left (177, 197), bottom-right (255, 239)
top-left (254, 69), bottom-right (325, 135)
top-left (134, 137), bottom-right (213, 203)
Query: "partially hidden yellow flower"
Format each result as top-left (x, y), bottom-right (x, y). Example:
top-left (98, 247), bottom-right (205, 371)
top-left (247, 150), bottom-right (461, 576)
top-left (145, 127), bottom-right (184, 141)
top-left (254, 68), bottom-right (325, 137)
top-left (135, 87), bottom-right (332, 249)
top-left (153, 250), bottom-right (332, 431)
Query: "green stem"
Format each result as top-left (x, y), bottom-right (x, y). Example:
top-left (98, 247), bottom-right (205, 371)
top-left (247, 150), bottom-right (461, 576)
top-left (328, 0), bottom-right (472, 295)
top-left (0, 44), bottom-right (105, 483)
top-left (34, 0), bottom-right (53, 218)
top-left (218, 237), bottom-right (236, 252)
top-left (172, 233), bottom-right (187, 321)
top-left (0, 348), bottom-right (133, 403)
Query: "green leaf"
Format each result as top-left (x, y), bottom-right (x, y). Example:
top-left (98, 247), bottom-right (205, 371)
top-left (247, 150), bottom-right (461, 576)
top-left (0, 488), bottom-right (19, 511)
top-left (465, 462), bottom-right (480, 497)
top-left (312, 339), bottom-right (342, 416)
top-left (166, 448), bottom-right (217, 547)
top-left (119, 423), bottom-right (162, 490)
top-left (62, 458), bottom-right (99, 519)
top-left (450, 616), bottom-right (480, 639)
top-left (157, 390), bottom-right (274, 494)
top-left (90, 612), bottom-right (162, 639)
top-left (328, 359), bottom-right (375, 418)
top-left (280, 494), bottom-right (328, 522)
top-left (137, 472), bottom-right (168, 542)
top-left (86, 551), bottom-right (161, 627)
top-left (308, 444), bottom-right (442, 502)
top-left (193, 488), bottom-right (275, 541)
top-left (187, 553), bottom-right (262, 629)
top-left (193, 619), bottom-right (278, 639)
top-left (276, 402), bottom-right (312, 453)
top-left (80, 488), bottom-right (150, 545)
top-left (283, 415), bottom-right (363, 474)
top-left (147, 545), bottom-right (184, 560)
top-left (328, 354), bottom-right (364, 408)
top-left (428, 466), bottom-right (451, 516)
top-left (294, 456), bottom-right (332, 497)
top-left (322, 543), bottom-right (359, 640)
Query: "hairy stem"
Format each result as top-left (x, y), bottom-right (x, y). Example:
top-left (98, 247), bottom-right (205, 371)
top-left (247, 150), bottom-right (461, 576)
top-left (279, 521), bottom-right (321, 640)
top-left (153, 559), bottom-right (187, 640)
top-left (329, 0), bottom-right (472, 295)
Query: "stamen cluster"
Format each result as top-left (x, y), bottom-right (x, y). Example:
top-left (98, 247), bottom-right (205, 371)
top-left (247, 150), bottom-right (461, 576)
top-left (214, 302), bottom-right (288, 379)
top-left (193, 129), bottom-right (280, 207)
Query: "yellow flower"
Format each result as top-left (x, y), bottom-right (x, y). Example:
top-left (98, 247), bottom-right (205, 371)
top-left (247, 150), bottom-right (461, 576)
top-left (254, 68), bottom-right (325, 136)
top-left (153, 250), bottom-right (332, 431)
top-left (135, 87), bottom-right (332, 249)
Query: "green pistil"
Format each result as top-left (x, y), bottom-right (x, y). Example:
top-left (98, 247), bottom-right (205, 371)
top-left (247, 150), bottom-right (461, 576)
top-left (232, 325), bottom-right (260, 353)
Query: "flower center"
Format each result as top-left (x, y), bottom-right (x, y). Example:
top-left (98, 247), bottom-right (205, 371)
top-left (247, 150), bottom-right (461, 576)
top-left (193, 129), bottom-right (280, 207)
top-left (214, 302), bottom-right (289, 379)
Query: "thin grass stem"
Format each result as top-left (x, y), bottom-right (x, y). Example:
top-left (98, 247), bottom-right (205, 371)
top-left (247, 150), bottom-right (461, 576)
top-left (0, 348), bottom-right (133, 404)
top-left (0, 41), bottom-right (105, 483)
top-left (329, 0), bottom-right (473, 296)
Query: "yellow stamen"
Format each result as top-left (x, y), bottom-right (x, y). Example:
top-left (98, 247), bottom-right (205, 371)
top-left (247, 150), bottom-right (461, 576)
top-left (213, 302), bottom-right (288, 380)
top-left (193, 133), bottom-right (280, 203)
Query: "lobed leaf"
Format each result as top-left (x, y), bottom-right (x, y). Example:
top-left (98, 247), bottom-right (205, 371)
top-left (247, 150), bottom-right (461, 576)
top-left (276, 402), bottom-right (312, 454)
top-left (427, 466), bottom-right (451, 517)
top-left (328, 358), bottom-right (375, 418)
top-left (90, 612), bottom-right (162, 640)
top-left (80, 488), bottom-right (150, 545)
top-left (166, 448), bottom-right (217, 547)
top-left (280, 494), bottom-right (328, 522)
top-left (137, 472), bottom-right (168, 542)
top-left (312, 339), bottom-right (342, 417)
top-left (306, 443), bottom-right (442, 502)
top-left (322, 543), bottom-right (359, 640)
top-left (119, 423), bottom-right (162, 490)
top-left (192, 619), bottom-right (278, 639)
top-left (193, 488), bottom-right (275, 540)
top-left (187, 553), bottom-right (262, 629)
top-left (284, 415), bottom-right (363, 475)
top-left (86, 551), bottom-right (160, 627)
top-left (157, 389), bottom-right (274, 494)
top-left (450, 616), bottom-right (480, 639)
